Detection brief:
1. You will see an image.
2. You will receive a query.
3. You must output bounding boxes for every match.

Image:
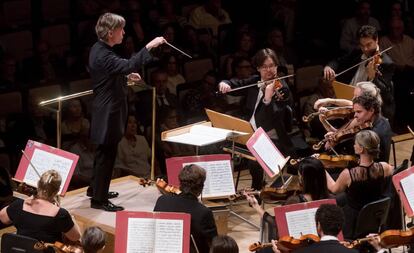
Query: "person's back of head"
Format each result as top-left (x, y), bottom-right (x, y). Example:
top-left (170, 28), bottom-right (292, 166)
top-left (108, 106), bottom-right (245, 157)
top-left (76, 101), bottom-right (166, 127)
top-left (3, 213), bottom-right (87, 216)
top-left (209, 235), bottom-right (238, 253)
top-left (298, 157), bottom-right (329, 201)
top-left (178, 164), bottom-right (206, 197)
top-left (81, 226), bottom-right (106, 253)
top-left (315, 204), bottom-right (344, 237)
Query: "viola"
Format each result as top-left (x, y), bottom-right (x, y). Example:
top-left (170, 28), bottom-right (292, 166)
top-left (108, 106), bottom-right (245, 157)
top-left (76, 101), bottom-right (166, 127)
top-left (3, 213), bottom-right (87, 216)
top-left (313, 121), bottom-right (373, 150)
top-left (302, 106), bottom-right (353, 123)
top-left (34, 241), bottom-right (83, 253)
top-left (138, 178), bottom-right (182, 195)
top-left (345, 227), bottom-right (414, 249)
top-left (290, 153), bottom-right (358, 169)
top-left (249, 234), bottom-right (320, 252)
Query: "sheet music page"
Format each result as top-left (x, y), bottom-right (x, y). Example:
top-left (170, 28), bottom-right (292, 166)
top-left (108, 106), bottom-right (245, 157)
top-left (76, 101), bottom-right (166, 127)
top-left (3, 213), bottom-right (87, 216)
top-left (154, 219), bottom-right (184, 253)
top-left (400, 174), bottom-right (414, 212)
top-left (252, 134), bottom-right (285, 174)
top-left (126, 218), bottom-right (155, 253)
top-left (183, 160), bottom-right (235, 198)
top-left (23, 148), bottom-right (73, 193)
top-left (165, 132), bottom-right (221, 146)
top-left (285, 208), bottom-right (318, 237)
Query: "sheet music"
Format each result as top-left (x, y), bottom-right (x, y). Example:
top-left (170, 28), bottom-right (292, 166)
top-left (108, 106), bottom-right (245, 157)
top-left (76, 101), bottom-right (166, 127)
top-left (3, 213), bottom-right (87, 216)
top-left (183, 160), bottom-right (235, 198)
top-left (154, 219), bottom-right (184, 253)
top-left (126, 218), bottom-right (155, 253)
top-left (23, 148), bottom-right (73, 193)
top-left (285, 208), bottom-right (318, 237)
top-left (252, 134), bottom-right (285, 174)
top-left (190, 125), bottom-right (246, 138)
top-left (400, 174), bottom-right (414, 212)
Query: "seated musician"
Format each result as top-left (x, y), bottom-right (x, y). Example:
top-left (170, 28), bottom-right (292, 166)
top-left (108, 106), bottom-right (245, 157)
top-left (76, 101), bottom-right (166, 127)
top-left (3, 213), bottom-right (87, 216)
top-left (81, 226), bottom-right (106, 253)
top-left (210, 235), bottom-right (239, 253)
top-left (325, 93), bottom-right (392, 162)
top-left (323, 25), bottom-right (395, 122)
top-left (153, 164), bottom-right (218, 253)
top-left (218, 48), bottom-right (295, 190)
top-left (0, 170), bottom-right (81, 248)
top-left (314, 81), bottom-right (382, 112)
top-left (273, 204), bottom-right (358, 253)
top-left (245, 157), bottom-right (330, 244)
top-left (326, 130), bottom-right (394, 239)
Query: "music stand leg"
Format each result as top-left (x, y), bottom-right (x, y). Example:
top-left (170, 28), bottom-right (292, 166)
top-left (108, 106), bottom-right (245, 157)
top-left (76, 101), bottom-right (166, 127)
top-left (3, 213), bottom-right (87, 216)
top-left (227, 201), bottom-right (260, 230)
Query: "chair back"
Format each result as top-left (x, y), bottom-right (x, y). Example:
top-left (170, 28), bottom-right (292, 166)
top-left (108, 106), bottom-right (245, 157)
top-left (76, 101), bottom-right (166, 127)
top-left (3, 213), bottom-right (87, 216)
top-left (353, 197), bottom-right (391, 238)
top-left (1, 233), bottom-right (43, 253)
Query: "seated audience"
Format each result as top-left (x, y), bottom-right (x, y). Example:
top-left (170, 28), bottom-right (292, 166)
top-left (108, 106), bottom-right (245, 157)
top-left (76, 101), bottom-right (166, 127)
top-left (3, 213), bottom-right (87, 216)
top-left (154, 164), bottom-right (218, 253)
top-left (114, 115), bottom-right (151, 178)
top-left (189, 0), bottom-right (232, 36)
top-left (0, 170), bottom-right (81, 244)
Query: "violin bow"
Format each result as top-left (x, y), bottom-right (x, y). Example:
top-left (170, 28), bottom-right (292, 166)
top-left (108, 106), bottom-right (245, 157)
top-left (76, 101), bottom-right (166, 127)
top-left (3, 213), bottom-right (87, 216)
top-left (334, 46), bottom-right (393, 78)
top-left (21, 150), bottom-right (42, 179)
top-left (165, 41), bottom-right (192, 59)
top-left (408, 125), bottom-right (414, 137)
top-left (224, 74), bottom-right (295, 93)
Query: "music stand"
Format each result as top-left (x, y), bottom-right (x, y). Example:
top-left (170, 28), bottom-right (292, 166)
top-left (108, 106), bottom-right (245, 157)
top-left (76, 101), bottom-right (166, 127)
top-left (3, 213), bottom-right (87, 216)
top-left (38, 82), bottom-right (158, 180)
top-left (332, 81), bottom-right (355, 100)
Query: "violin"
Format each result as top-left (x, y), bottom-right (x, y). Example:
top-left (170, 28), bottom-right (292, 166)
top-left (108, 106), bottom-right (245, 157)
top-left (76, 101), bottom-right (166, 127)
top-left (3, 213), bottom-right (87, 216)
top-left (302, 106), bottom-right (353, 123)
top-left (138, 178), bottom-right (182, 195)
top-left (313, 121), bottom-right (373, 150)
top-left (222, 74), bottom-right (294, 93)
top-left (290, 153), bottom-right (358, 169)
top-left (249, 234), bottom-right (320, 252)
top-left (34, 241), bottom-right (83, 253)
top-left (228, 188), bottom-right (260, 201)
top-left (344, 227), bottom-right (414, 249)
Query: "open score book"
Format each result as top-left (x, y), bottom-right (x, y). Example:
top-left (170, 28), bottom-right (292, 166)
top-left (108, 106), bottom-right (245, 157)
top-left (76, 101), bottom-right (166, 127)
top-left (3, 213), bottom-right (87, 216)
top-left (115, 211), bottom-right (191, 253)
top-left (163, 123), bottom-right (248, 146)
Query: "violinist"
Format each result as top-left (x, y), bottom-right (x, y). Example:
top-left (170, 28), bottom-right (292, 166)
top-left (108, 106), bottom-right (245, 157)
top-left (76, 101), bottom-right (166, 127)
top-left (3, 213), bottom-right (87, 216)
top-left (326, 130), bottom-right (394, 239)
top-left (245, 157), bottom-right (330, 249)
top-left (273, 204), bottom-right (358, 253)
top-left (0, 170), bottom-right (81, 251)
top-left (324, 94), bottom-right (391, 162)
top-left (153, 164), bottom-right (217, 253)
top-left (218, 48), bottom-right (295, 190)
top-left (323, 25), bottom-right (395, 122)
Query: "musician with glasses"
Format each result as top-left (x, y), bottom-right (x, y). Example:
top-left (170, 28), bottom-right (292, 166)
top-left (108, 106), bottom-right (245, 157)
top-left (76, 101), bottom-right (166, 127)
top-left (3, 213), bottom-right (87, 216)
top-left (218, 48), bottom-right (295, 190)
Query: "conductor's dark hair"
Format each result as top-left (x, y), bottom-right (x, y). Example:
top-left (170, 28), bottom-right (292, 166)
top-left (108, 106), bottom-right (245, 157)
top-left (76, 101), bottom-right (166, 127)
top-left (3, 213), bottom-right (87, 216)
top-left (178, 164), bottom-right (206, 196)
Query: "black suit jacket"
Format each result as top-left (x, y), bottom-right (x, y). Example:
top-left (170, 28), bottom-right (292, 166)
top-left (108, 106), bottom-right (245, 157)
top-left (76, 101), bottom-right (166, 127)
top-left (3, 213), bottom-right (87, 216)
top-left (153, 193), bottom-right (218, 253)
top-left (293, 240), bottom-right (358, 253)
top-left (88, 41), bottom-right (153, 145)
top-left (327, 49), bottom-right (395, 120)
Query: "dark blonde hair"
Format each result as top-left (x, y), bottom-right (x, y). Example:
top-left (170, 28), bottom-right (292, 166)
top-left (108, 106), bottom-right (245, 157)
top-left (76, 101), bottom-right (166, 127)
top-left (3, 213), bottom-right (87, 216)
top-left (36, 170), bottom-right (62, 202)
top-left (355, 130), bottom-right (380, 158)
top-left (95, 13), bottom-right (125, 41)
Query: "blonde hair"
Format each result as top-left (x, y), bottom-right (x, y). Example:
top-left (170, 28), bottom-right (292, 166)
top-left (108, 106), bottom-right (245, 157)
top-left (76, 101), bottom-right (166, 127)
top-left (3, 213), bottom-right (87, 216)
top-left (356, 82), bottom-right (383, 106)
top-left (355, 130), bottom-right (380, 158)
top-left (95, 13), bottom-right (125, 41)
top-left (36, 170), bottom-right (62, 202)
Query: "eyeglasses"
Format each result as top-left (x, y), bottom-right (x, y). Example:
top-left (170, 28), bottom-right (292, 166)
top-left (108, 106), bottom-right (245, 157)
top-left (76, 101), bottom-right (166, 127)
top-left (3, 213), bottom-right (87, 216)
top-left (259, 64), bottom-right (276, 70)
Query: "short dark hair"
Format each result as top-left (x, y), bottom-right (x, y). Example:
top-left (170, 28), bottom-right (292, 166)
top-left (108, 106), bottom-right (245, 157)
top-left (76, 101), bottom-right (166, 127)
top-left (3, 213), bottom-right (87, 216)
top-left (252, 48), bottom-right (278, 69)
top-left (179, 164), bottom-right (206, 196)
top-left (358, 25), bottom-right (378, 40)
top-left (298, 157), bottom-right (330, 201)
top-left (210, 235), bottom-right (239, 253)
top-left (352, 93), bottom-right (381, 114)
top-left (81, 226), bottom-right (106, 253)
top-left (315, 204), bottom-right (344, 236)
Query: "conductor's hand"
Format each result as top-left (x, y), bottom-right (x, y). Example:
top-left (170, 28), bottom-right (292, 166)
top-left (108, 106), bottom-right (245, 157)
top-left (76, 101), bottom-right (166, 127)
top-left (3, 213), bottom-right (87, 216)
top-left (218, 82), bottom-right (231, 93)
top-left (146, 36), bottom-right (166, 50)
top-left (127, 72), bottom-right (142, 82)
top-left (323, 66), bottom-right (336, 81)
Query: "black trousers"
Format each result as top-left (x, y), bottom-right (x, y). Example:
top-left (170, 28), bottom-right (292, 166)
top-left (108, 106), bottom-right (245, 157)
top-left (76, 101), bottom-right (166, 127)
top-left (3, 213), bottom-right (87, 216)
top-left (89, 143), bottom-right (118, 202)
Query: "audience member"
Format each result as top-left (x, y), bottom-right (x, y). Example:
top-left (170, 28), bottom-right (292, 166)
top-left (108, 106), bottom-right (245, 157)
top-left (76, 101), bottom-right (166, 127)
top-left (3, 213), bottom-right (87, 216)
top-left (189, 0), bottom-right (232, 36)
top-left (161, 54), bottom-right (186, 96)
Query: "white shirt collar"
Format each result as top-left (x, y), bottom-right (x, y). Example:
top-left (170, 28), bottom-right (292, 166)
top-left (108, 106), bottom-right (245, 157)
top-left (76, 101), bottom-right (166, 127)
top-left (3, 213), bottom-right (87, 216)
top-left (320, 235), bottom-right (339, 241)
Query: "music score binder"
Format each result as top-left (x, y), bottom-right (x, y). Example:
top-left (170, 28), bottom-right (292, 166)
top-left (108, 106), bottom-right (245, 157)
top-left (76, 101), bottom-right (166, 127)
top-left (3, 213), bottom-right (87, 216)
top-left (393, 165), bottom-right (414, 217)
top-left (15, 139), bottom-right (79, 195)
top-left (115, 211), bottom-right (191, 253)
